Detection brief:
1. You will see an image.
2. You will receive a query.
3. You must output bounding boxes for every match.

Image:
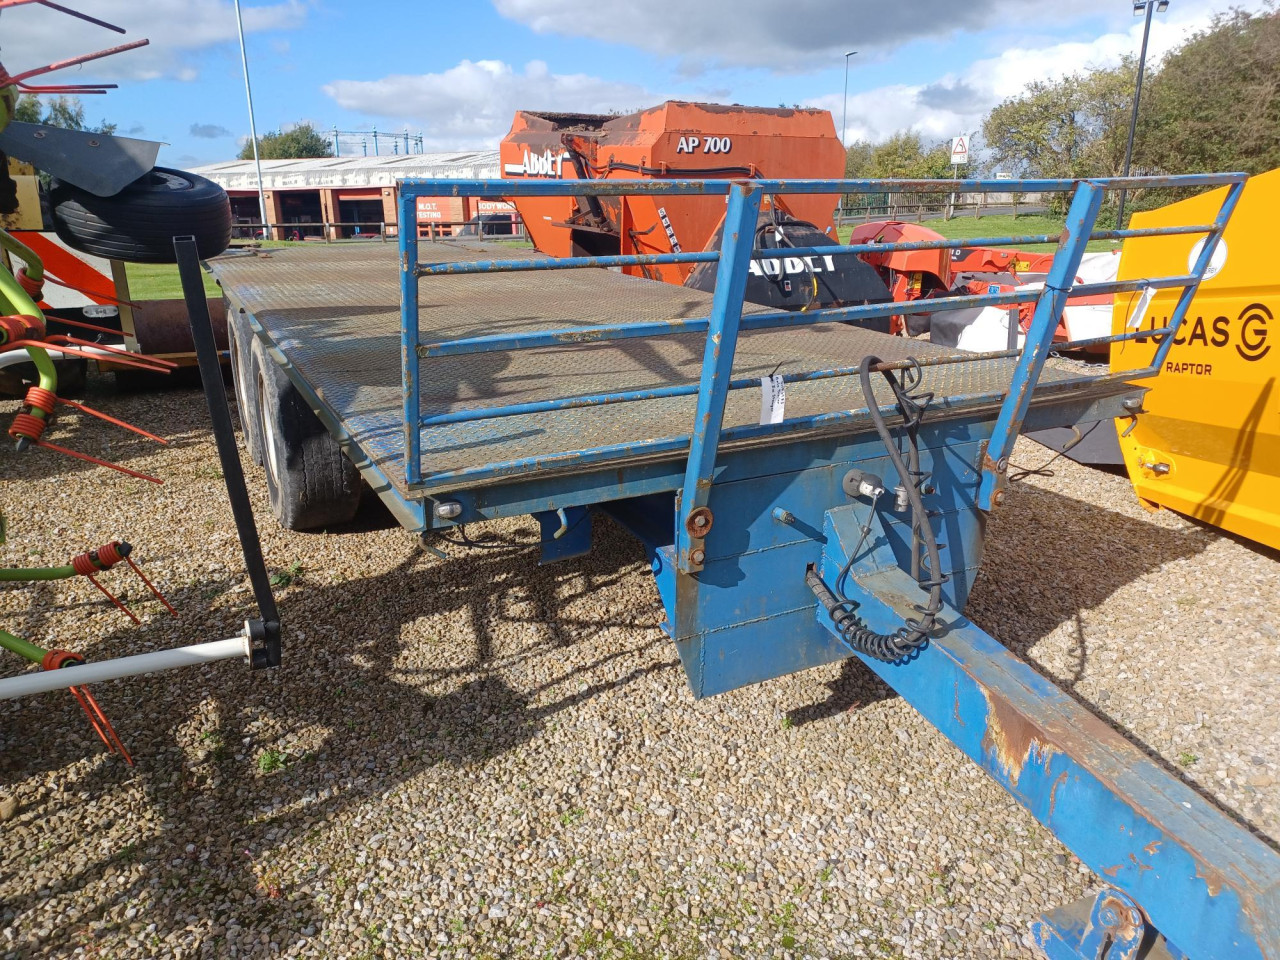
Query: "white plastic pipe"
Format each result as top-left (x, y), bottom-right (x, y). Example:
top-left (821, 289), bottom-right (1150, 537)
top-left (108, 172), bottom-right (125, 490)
top-left (0, 637), bottom-right (250, 700)
top-left (0, 345), bottom-right (124, 370)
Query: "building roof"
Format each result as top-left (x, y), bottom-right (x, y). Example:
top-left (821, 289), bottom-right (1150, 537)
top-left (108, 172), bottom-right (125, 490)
top-left (191, 152), bottom-right (501, 191)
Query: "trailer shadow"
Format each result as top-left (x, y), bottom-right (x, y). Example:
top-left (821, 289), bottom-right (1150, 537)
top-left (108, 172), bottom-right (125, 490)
top-left (3, 473), bottom-right (1270, 954)
top-left (966, 480), bottom-right (1216, 667)
top-left (790, 479), bottom-right (1218, 731)
top-left (0, 517), bottom-right (675, 956)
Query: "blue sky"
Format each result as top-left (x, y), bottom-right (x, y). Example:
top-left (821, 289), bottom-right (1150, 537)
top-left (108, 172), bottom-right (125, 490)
top-left (2, 0), bottom-right (1267, 168)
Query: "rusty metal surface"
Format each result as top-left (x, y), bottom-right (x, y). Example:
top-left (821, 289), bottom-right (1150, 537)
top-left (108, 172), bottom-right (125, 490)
top-left (815, 522), bottom-right (1280, 960)
top-left (210, 243), bottom-right (1114, 498)
top-left (130, 297), bottom-right (226, 354)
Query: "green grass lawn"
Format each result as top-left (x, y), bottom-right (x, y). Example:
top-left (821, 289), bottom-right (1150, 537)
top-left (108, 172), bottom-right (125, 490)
top-left (838, 212), bottom-right (1119, 253)
top-left (124, 261), bottom-right (220, 300)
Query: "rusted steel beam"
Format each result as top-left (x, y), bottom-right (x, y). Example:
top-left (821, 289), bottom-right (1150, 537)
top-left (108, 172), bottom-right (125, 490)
top-left (813, 554), bottom-right (1280, 960)
top-left (394, 173), bottom-right (1247, 200)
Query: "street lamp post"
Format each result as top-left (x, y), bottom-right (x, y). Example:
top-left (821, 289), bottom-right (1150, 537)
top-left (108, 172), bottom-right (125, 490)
top-left (841, 51), bottom-right (857, 144)
top-left (1117, 0), bottom-right (1168, 228)
top-left (234, 0), bottom-right (270, 239)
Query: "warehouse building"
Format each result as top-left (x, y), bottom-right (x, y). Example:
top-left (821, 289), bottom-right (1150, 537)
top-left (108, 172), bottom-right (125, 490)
top-left (191, 152), bottom-right (505, 240)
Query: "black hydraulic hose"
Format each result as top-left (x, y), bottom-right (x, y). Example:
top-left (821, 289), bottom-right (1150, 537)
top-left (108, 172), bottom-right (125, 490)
top-left (808, 354), bottom-right (944, 662)
top-left (590, 161), bottom-right (759, 179)
top-left (758, 217), bottom-right (823, 309)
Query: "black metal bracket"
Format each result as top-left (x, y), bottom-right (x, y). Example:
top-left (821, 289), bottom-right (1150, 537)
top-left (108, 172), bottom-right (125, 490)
top-left (174, 235), bottom-right (281, 669)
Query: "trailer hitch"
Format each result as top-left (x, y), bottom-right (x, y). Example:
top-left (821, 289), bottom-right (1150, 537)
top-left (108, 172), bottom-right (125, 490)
top-left (1034, 888), bottom-right (1147, 960)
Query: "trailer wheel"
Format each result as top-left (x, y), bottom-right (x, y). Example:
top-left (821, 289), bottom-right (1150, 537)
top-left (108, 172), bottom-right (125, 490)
top-left (49, 167), bottom-right (231, 264)
top-left (252, 337), bottom-right (361, 530)
top-left (226, 307), bottom-right (264, 466)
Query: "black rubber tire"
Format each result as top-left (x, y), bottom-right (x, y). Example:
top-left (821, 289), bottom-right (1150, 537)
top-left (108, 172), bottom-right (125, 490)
top-left (50, 167), bottom-right (231, 264)
top-left (252, 336), bottom-right (361, 531)
top-left (226, 306), bottom-right (264, 466)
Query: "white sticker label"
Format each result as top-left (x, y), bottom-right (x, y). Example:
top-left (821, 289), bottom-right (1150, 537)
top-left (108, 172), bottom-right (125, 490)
top-left (657, 206), bottom-right (681, 253)
top-left (1126, 285), bottom-right (1158, 330)
top-left (759, 374), bottom-right (786, 425)
top-left (1187, 237), bottom-right (1227, 280)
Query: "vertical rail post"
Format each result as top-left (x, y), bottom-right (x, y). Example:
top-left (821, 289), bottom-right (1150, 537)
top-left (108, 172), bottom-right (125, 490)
top-left (977, 180), bottom-right (1105, 511)
top-left (676, 181), bottom-right (763, 574)
top-left (1148, 179), bottom-right (1245, 371)
top-left (399, 187), bottom-right (423, 488)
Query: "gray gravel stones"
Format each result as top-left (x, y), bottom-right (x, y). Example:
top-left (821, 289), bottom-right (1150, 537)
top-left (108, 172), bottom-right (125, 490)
top-left (1, 375), bottom-right (1276, 958)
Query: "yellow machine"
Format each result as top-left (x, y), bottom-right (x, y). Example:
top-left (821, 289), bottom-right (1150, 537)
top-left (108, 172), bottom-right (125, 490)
top-left (1111, 168), bottom-right (1279, 549)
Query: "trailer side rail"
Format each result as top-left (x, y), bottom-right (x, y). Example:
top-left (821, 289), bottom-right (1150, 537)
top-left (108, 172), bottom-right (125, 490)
top-left (397, 174), bottom-right (1245, 573)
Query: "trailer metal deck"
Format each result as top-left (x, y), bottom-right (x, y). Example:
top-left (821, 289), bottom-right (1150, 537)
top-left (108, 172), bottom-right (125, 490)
top-left (212, 242), bottom-right (1130, 505)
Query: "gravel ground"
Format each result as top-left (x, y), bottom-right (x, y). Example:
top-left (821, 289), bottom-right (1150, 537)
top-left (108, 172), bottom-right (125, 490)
top-left (1, 372), bottom-right (1277, 959)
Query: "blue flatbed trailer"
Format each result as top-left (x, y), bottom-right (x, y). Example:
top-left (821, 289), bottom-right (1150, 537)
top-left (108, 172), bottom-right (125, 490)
top-left (210, 174), bottom-right (1279, 959)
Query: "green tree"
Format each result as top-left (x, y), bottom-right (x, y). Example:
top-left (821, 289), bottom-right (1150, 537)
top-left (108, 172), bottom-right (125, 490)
top-left (864, 130), bottom-right (953, 179)
top-left (840, 131), bottom-right (956, 214)
top-left (12, 94), bottom-right (116, 134)
top-left (982, 63), bottom-right (1135, 181)
top-left (239, 123), bottom-right (333, 160)
top-left (1141, 7), bottom-right (1280, 176)
top-left (844, 139), bottom-right (875, 178)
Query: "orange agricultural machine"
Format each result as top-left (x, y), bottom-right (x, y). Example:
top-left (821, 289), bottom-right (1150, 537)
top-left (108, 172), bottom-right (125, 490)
top-left (499, 101), bottom-right (896, 323)
top-left (502, 102), bottom-right (844, 276)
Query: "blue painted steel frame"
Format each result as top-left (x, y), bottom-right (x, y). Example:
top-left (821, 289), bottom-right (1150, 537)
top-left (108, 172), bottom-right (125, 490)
top-left (976, 178), bottom-right (1246, 510)
top-left (814, 512), bottom-right (1280, 960)
top-left (976, 181), bottom-right (1106, 510)
top-left (398, 173), bottom-right (1243, 198)
top-left (417, 275), bottom-right (1194, 361)
top-left (1150, 179), bottom-right (1246, 371)
top-left (677, 182), bottom-right (763, 573)
top-left (398, 190), bottom-right (423, 489)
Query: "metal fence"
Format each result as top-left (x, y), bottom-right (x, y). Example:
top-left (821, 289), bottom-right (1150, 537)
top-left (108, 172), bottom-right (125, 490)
top-left (230, 218), bottom-right (528, 243)
top-left (835, 192), bottom-right (1047, 225)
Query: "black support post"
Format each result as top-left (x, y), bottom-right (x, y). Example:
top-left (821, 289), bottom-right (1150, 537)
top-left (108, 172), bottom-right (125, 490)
top-left (173, 236), bottom-right (281, 669)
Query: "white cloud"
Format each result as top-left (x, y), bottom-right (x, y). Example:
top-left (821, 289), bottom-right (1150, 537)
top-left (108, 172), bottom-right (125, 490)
top-left (815, 1), bottom-right (1273, 145)
top-left (492, 0), bottom-right (1137, 72)
top-left (323, 60), bottom-right (654, 150)
top-left (0, 0), bottom-right (306, 82)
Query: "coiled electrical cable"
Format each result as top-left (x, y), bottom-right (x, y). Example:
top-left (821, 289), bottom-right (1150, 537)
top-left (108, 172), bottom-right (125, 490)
top-left (809, 354), bottom-right (944, 662)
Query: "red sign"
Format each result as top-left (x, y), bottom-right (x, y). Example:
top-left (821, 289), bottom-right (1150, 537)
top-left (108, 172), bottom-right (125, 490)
top-left (415, 196), bottom-right (464, 223)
